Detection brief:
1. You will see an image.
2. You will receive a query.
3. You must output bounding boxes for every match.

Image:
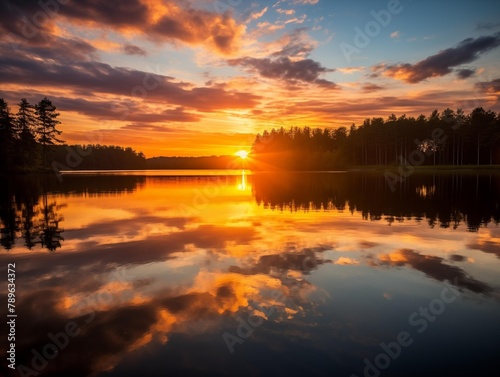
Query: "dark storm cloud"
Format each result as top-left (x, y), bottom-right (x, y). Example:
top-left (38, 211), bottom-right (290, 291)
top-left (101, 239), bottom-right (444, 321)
top-left (228, 56), bottom-right (338, 88)
top-left (380, 33), bottom-right (500, 83)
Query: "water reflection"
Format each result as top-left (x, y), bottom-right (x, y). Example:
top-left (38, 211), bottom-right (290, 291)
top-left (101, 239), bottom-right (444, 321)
top-left (252, 172), bottom-right (500, 231)
top-left (0, 172), bottom-right (499, 377)
top-left (0, 175), bottom-right (146, 251)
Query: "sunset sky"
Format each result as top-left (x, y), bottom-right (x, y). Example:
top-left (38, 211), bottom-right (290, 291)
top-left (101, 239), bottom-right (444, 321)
top-left (1, 0), bottom-right (500, 157)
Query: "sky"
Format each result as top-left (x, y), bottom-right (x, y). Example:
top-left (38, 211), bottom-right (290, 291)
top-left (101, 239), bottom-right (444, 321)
top-left (1, 0), bottom-right (500, 157)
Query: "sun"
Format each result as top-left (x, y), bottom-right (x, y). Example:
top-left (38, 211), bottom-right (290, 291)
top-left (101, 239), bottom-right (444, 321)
top-left (235, 150), bottom-right (249, 159)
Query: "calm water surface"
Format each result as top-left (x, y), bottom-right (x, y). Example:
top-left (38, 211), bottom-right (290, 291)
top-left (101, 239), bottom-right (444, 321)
top-left (1, 171), bottom-right (499, 377)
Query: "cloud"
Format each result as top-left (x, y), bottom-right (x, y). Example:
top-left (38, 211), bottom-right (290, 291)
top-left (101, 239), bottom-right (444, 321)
top-left (293, 0), bottom-right (319, 4)
top-left (0, 54), bottom-right (261, 112)
top-left (270, 28), bottom-right (316, 59)
top-left (228, 56), bottom-right (338, 88)
top-left (256, 20), bottom-right (285, 33)
top-left (475, 78), bottom-right (500, 101)
top-left (361, 83), bottom-right (384, 93)
top-left (0, 0), bottom-right (245, 55)
top-left (379, 33), bottom-right (500, 83)
top-left (249, 6), bottom-right (268, 21)
top-left (338, 66), bottom-right (365, 74)
top-left (1, 33), bottom-right (97, 63)
top-left (456, 68), bottom-right (476, 79)
top-left (276, 9), bottom-right (296, 15)
top-left (123, 44), bottom-right (147, 56)
top-left (334, 257), bottom-right (359, 265)
top-left (390, 31), bottom-right (400, 39)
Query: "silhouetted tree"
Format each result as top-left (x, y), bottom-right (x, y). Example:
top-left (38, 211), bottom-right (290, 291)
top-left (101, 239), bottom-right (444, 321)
top-left (35, 97), bottom-right (63, 169)
top-left (15, 98), bottom-right (38, 169)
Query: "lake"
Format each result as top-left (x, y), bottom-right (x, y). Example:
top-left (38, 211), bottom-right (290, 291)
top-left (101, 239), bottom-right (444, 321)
top-left (1, 170), bottom-right (499, 377)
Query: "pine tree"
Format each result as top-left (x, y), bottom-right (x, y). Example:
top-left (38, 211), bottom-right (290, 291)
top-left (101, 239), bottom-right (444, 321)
top-left (35, 97), bottom-right (64, 169)
top-left (15, 98), bottom-right (38, 169)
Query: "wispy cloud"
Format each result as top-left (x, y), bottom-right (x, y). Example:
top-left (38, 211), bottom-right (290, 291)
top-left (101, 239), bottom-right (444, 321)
top-left (276, 8), bottom-right (295, 15)
top-left (293, 0), bottom-right (320, 4)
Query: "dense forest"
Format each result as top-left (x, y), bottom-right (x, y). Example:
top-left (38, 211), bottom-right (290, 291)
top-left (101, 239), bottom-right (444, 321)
top-left (251, 107), bottom-right (500, 170)
top-left (52, 144), bottom-right (147, 171)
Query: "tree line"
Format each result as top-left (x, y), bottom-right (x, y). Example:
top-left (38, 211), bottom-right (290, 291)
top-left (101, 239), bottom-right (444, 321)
top-left (251, 107), bottom-right (500, 170)
top-left (0, 98), bottom-right (147, 173)
top-left (53, 144), bottom-right (147, 171)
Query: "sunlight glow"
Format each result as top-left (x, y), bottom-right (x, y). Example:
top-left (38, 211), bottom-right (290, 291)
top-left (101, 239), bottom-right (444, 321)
top-left (235, 150), bottom-right (249, 159)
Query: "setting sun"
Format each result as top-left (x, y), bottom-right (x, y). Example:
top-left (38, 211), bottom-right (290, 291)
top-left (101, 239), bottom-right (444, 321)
top-left (235, 150), bottom-right (249, 159)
